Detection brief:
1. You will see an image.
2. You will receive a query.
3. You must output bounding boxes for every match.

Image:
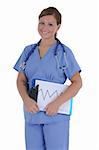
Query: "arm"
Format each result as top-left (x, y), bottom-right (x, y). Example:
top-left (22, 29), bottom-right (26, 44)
top-left (45, 72), bottom-right (82, 115)
top-left (56, 72), bottom-right (82, 106)
top-left (17, 72), bottom-right (39, 113)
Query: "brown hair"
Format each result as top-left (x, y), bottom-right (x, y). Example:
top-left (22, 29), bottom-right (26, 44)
top-left (39, 7), bottom-right (62, 25)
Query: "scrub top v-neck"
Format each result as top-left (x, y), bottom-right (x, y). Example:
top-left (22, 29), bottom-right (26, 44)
top-left (37, 44), bottom-right (53, 60)
top-left (14, 41), bottom-right (81, 124)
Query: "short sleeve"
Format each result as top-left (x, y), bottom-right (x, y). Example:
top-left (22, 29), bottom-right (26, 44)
top-left (13, 45), bottom-right (32, 73)
top-left (64, 46), bottom-right (81, 80)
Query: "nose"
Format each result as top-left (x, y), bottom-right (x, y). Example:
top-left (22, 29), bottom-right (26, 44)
top-left (42, 24), bottom-right (49, 31)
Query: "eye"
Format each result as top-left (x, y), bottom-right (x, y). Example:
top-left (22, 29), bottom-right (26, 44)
top-left (48, 23), bottom-right (53, 26)
top-left (39, 22), bottom-right (45, 25)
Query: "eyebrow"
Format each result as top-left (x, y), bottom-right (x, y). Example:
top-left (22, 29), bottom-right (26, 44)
top-left (39, 20), bottom-right (56, 24)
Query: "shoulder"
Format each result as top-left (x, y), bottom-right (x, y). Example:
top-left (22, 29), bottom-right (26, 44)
top-left (23, 43), bottom-right (37, 56)
top-left (24, 43), bottom-right (36, 52)
top-left (62, 43), bottom-right (76, 60)
top-left (62, 43), bottom-right (73, 54)
top-left (57, 42), bottom-right (73, 57)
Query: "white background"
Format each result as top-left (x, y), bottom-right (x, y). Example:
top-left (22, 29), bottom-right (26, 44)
top-left (0, 0), bottom-right (98, 150)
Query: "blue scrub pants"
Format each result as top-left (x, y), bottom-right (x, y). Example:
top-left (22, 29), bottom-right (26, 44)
top-left (25, 120), bottom-right (70, 150)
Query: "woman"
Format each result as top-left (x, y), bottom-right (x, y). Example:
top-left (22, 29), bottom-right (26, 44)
top-left (14, 7), bottom-right (82, 150)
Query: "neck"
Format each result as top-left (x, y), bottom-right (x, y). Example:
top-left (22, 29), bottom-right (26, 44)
top-left (40, 38), bottom-right (56, 47)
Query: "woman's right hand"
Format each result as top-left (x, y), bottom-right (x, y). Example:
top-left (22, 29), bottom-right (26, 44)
top-left (16, 72), bottom-right (39, 113)
top-left (24, 97), bottom-right (39, 113)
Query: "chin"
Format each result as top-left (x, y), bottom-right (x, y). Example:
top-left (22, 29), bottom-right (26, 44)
top-left (41, 36), bottom-right (51, 40)
top-left (40, 33), bottom-right (51, 39)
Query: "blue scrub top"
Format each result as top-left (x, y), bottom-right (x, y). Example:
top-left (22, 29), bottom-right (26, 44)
top-left (14, 41), bottom-right (81, 124)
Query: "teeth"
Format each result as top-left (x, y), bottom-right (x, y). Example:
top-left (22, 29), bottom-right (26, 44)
top-left (42, 32), bottom-right (48, 34)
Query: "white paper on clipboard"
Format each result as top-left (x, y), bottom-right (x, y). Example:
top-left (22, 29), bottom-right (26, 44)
top-left (35, 80), bottom-right (73, 115)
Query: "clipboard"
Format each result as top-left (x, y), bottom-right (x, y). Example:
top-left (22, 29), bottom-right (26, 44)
top-left (35, 80), bottom-right (73, 115)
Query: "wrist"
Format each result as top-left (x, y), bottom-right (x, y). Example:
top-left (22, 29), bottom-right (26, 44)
top-left (55, 95), bottom-right (64, 107)
top-left (23, 95), bottom-right (30, 103)
top-left (54, 98), bottom-right (61, 107)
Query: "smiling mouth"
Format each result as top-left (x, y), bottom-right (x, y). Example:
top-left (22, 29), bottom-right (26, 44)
top-left (42, 32), bottom-right (49, 34)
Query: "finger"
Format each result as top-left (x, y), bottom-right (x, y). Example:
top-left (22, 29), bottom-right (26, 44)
top-left (31, 105), bottom-right (39, 112)
top-left (31, 108), bottom-right (38, 113)
top-left (33, 100), bottom-right (38, 104)
top-left (44, 104), bottom-right (49, 110)
top-left (34, 106), bottom-right (39, 112)
top-left (34, 104), bottom-right (39, 110)
top-left (45, 109), bottom-right (49, 115)
top-left (33, 101), bottom-right (39, 108)
top-left (46, 109), bottom-right (52, 115)
top-left (31, 110), bottom-right (37, 114)
top-left (47, 110), bottom-right (57, 116)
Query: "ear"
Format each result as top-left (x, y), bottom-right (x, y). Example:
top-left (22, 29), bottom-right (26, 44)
top-left (57, 24), bottom-right (61, 30)
top-left (56, 24), bottom-right (61, 32)
top-left (55, 24), bottom-right (61, 36)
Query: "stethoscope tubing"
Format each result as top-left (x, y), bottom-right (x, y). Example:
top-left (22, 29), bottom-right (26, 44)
top-left (20, 38), bottom-right (68, 71)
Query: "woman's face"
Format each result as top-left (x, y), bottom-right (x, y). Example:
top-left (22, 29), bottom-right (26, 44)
top-left (38, 15), bottom-right (60, 40)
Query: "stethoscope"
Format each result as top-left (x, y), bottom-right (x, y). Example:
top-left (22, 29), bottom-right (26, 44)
top-left (19, 38), bottom-right (68, 72)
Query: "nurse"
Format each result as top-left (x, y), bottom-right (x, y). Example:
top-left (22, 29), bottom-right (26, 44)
top-left (14, 7), bottom-right (82, 150)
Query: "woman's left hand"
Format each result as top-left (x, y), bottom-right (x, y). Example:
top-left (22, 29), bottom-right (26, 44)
top-left (45, 100), bottom-right (60, 116)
